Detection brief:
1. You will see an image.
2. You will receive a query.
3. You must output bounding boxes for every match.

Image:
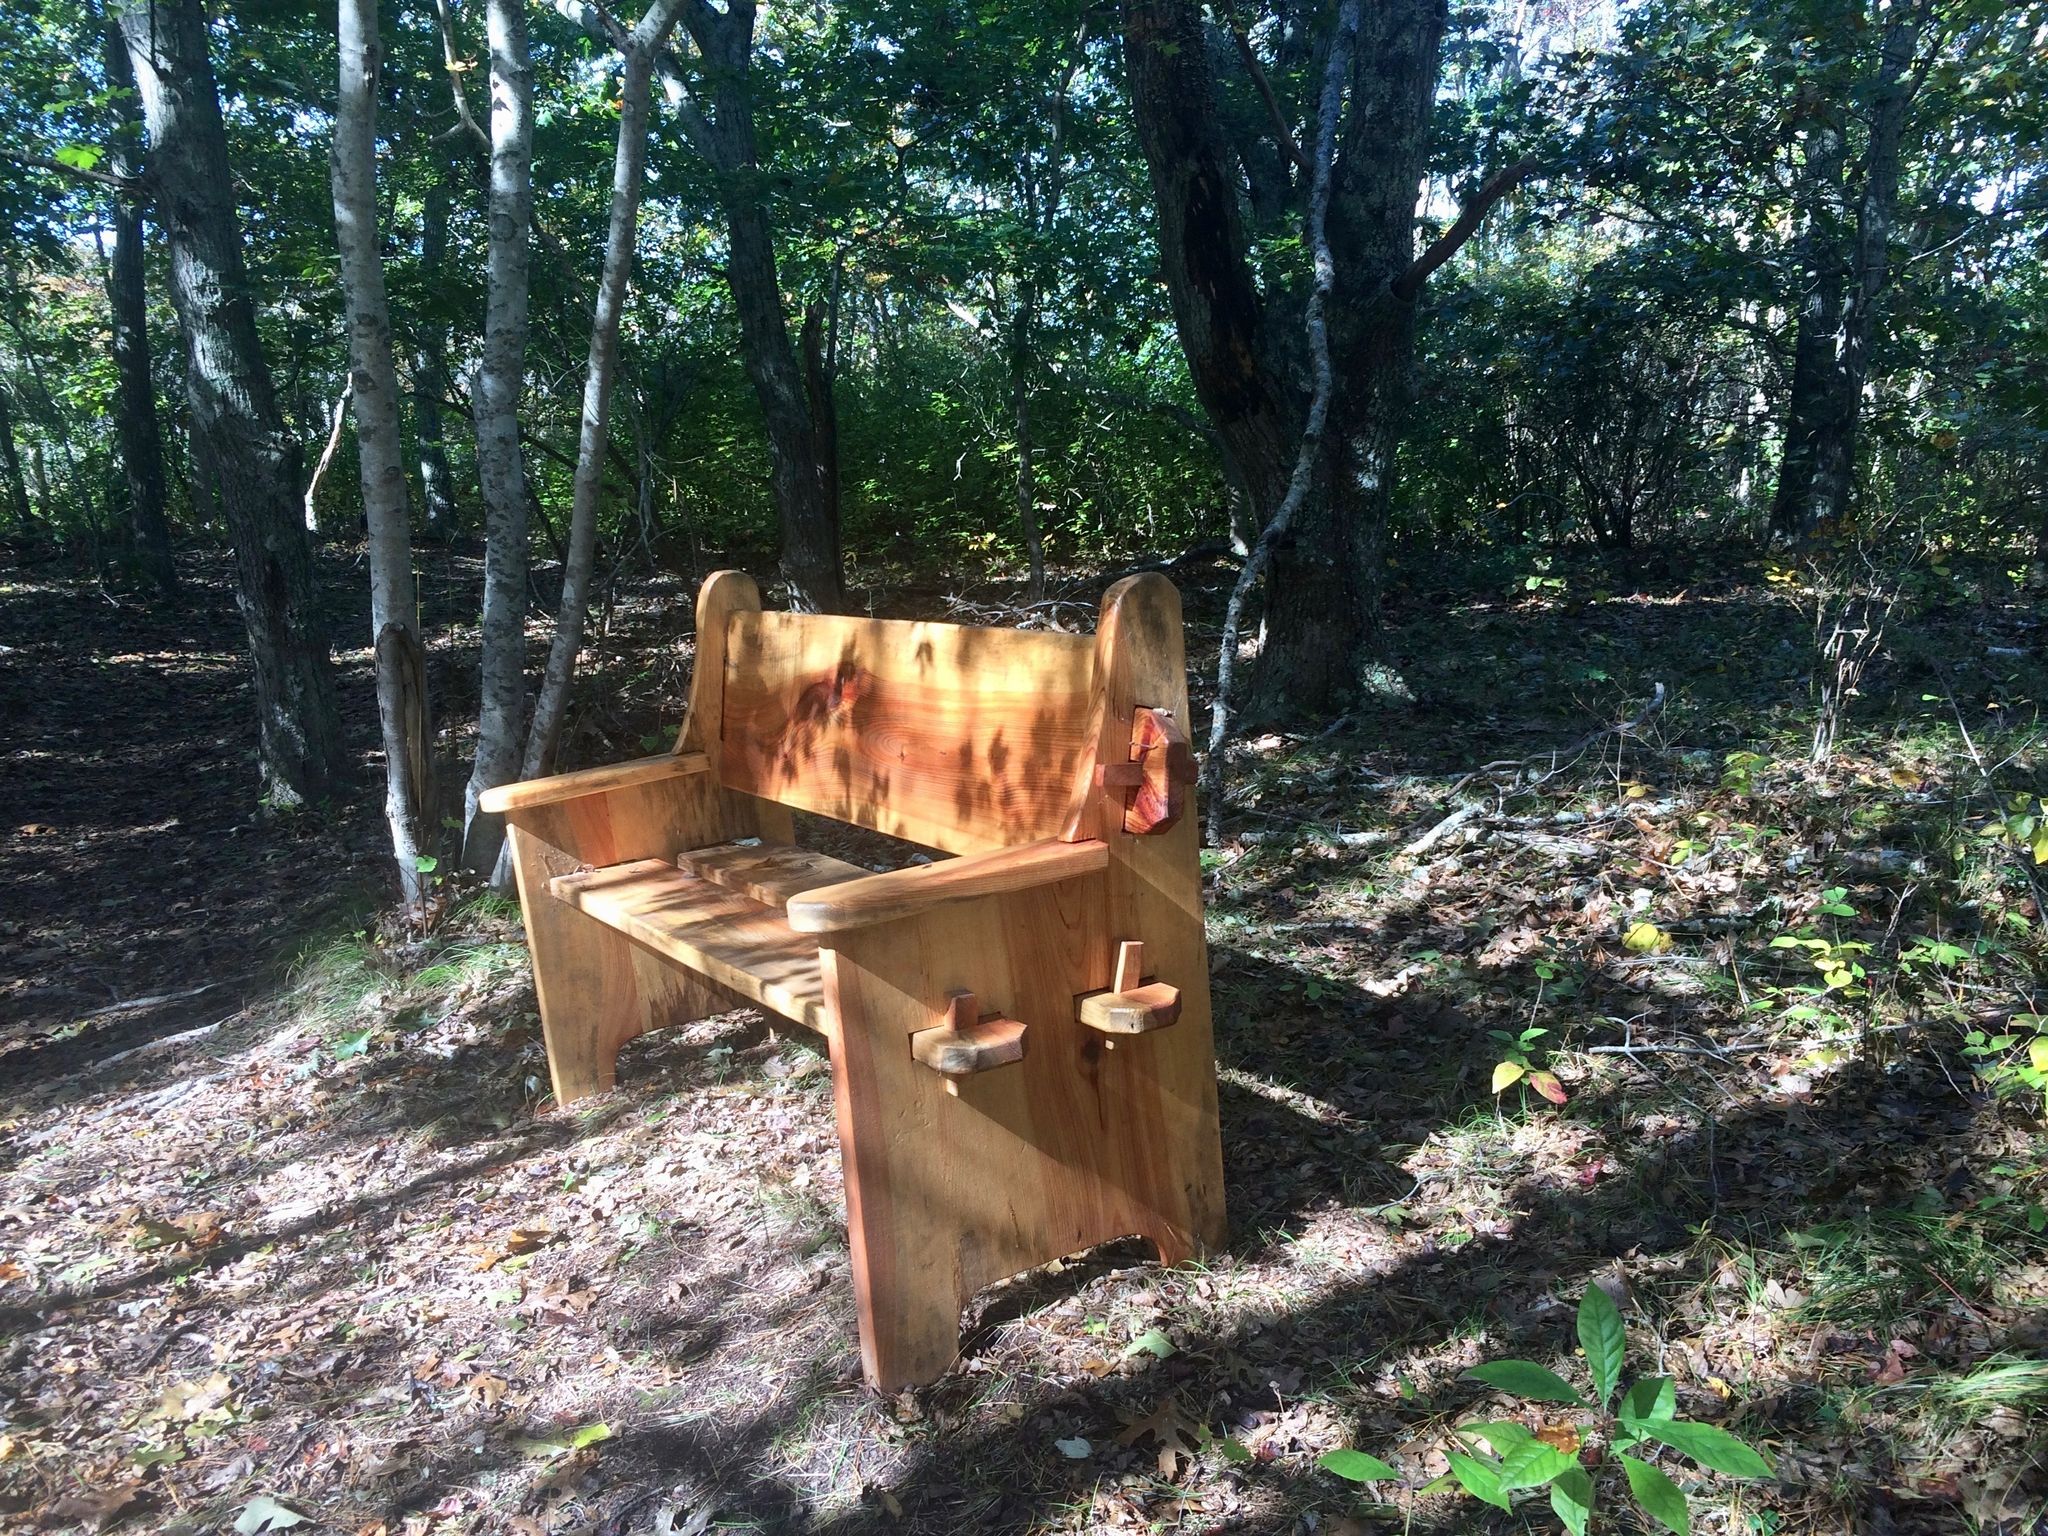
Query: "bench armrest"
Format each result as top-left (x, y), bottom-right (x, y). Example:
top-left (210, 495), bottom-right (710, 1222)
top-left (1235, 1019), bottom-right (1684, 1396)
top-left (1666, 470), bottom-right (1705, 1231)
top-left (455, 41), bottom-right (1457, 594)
top-left (477, 751), bottom-right (710, 815)
top-left (785, 837), bottom-right (1108, 934)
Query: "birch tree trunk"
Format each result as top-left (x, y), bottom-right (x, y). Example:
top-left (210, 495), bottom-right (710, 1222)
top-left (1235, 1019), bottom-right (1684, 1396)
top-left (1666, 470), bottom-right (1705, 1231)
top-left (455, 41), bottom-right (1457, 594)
top-left (414, 174), bottom-right (457, 537)
top-left (114, 0), bottom-right (344, 807)
top-left (462, 0), bottom-right (536, 881)
top-left (103, 14), bottom-right (176, 600)
top-left (334, 0), bottom-right (432, 906)
top-left (519, 0), bottom-right (686, 779)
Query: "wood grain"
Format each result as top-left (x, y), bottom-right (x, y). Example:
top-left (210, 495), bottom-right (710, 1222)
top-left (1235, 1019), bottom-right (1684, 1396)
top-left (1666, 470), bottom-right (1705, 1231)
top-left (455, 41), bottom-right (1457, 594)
top-left (549, 859), bottom-right (829, 1033)
top-left (477, 752), bottom-right (709, 815)
top-left (784, 837), bottom-right (1107, 933)
top-left (719, 610), bottom-right (1096, 855)
top-left (677, 841), bottom-right (866, 909)
top-left (909, 995), bottom-right (1027, 1077)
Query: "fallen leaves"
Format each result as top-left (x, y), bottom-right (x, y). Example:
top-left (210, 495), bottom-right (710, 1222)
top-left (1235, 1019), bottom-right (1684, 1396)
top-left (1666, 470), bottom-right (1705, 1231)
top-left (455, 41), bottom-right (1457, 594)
top-left (156, 1372), bottom-right (233, 1422)
top-left (232, 1495), bottom-right (309, 1534)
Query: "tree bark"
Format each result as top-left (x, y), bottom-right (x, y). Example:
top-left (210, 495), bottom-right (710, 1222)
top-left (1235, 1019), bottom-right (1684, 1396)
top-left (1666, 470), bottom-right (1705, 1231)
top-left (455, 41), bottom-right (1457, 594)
top-left (103, 13), bottom-right (176, 599)
top-left (0, 384), bottom-right (34, 541)
top-left (1772, 10), bottom-right (1920, 543)
top-left (520, 0), bottom-right (687, 778)
top-left (1770, 111), bottom-right (1849, 542)
top-left (668, 0), bottom-right (842, 612)
top-left (1124, 0), bottom-right (1447, 719)
top-left (1290, 0), bottom-right (1445, 706)
top-left (335, 0), bottom-right (433, 905)
top-left (1009, 294), bottom-right (1045, 600)
top-left (114, 0), bottom-right (343, 807)
top-left (413, 174), bottom-right (458, 538)
top-left (462, 0), bottom-right (536, 881)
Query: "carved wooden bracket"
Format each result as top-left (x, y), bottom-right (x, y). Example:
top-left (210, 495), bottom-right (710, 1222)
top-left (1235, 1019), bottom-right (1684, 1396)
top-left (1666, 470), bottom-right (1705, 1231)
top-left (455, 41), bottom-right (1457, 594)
top-left (911, 990), bottom-right (1027, 1091)
top-left (1094, 706), bottom-right (1197, 835)
top-left (1077, 940), bottom-right (1183, 1042)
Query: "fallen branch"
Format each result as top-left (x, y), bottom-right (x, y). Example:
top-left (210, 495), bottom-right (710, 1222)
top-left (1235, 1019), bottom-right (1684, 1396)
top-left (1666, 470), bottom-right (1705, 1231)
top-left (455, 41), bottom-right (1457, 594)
top-left (1446, 682), bottom-right (1668, 797)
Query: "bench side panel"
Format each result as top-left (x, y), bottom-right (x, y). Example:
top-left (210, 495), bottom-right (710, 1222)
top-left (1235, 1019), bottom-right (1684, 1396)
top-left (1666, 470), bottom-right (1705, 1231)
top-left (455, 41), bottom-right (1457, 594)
top-left (719, 610), bottom-right (1096, 855)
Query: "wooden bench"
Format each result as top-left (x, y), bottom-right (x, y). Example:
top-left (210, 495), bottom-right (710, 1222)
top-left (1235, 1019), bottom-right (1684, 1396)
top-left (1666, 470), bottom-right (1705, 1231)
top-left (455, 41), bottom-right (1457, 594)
top-left (479, 571), bottom-right (1227, 1389)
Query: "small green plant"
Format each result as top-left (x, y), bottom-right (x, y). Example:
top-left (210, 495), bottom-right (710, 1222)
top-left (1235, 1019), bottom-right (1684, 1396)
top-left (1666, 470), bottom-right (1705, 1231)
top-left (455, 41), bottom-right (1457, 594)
top-left (1989, 793), bottom-right (2048, 865)
top-left (1321, 1285), bottom-right (1772, 1533)
top-left (1961, 1013), bottom-right (2048, 1117)
top-left (1490, 1024), bottom-right (1566, 1104)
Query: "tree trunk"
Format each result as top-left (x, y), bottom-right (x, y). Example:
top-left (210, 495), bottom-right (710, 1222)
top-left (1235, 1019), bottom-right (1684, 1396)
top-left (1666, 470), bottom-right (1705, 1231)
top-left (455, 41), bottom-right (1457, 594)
top-left (0, 384), bottom-right (33, 541)
top-left (520, 0), bottom-right (686, 778)
top-left (1121, 0), bottom-right (1299, 525)
top-left (663, 0), bottom-right (842, 613)
top-left (721, 196), bottom-right (842, 611)
top-left (1124, 0), bottom-right (1445, 719)
top-left (414, 174), bottom-right (457, 538)
top-left (1770, 111), bottom-right (1849, 543)
top-left (335, 0), bottom-right (433, 906)
top-left (1772, 13), bottom-right (1918, 544)
top-left (1265, 0), bottom-right (1445, 711)
top-left (800, 299), bottom-right (843, 591)
top-left (1804, 12), bottom-right (1920, 538)
top-left (462, 0), bottom-right (536, 882)
top-left (103, 14), bottom-right (176, 599)
top-left (1009, 292), bottom-right (1046, 599)
top-left (115, 0), bottom-right (343, 808)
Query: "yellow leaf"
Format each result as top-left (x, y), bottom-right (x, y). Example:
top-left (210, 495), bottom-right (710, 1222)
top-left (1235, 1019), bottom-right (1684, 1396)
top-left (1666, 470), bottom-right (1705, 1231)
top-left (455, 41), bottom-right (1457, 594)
top-left (1622, 782), bottom-right (1648, 800)
top-left (2029, 1038), bottom-right (2048, 1075)
top-left (1888, 766), bottom-right (1919, 788)
top-left (1704, 1376), bottom-right (1734, 1400)
top-left (1491, 1060), bottom-right (1526, 1094)
top-left (1623, 921), bottom-right (1672, 954)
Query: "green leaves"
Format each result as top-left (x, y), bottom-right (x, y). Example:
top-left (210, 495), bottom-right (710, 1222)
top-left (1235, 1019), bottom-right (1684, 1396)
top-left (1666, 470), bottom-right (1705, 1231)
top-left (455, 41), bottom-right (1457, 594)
top-left (1497, 1437), bottom-right (1579, 1491)
top-left (1445, 1449), bottom-right (1511, 1510)
top-left (1463, 1360), bottom-right (1587, 1406)
top-left (1550, 1464), bottom-right (1596, 1536)
top-left (1620, 1453), bottom-right (1691, 1534)
top-left (1640, 1418), bottom-right (1773, 1478)
top-left (1618, 1374), bottom-right (1677, 1428)
top-left (1577, 1283), bottom-right (1626, 1409)
top-left (1317, 1448), bottom-right (1399, 1483)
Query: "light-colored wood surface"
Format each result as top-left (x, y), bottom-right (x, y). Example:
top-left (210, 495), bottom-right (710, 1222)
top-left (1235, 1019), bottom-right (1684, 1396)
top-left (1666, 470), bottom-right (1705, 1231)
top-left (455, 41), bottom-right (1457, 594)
top-left (1077, 980), bottom-right (1183, 1035)
top-left (1067, 573), bottom-right (1229, 1261)
top-left (507, 824), bottom-right (739, 1102)
top-left (719, 609), bottom-right (1097, 855)
top-left (784, 837), bottom-right (1107, 933)
top-left (677, 840), bottom-right (867, 910)
top-left (478, 751), bottom-right (710, 814)
top-left (675, 570), bottom-right (796, 844)
top-left (548, 859), bottom-right (829, 1033)
top-left (909, 993), bottom-right (1027, 1077)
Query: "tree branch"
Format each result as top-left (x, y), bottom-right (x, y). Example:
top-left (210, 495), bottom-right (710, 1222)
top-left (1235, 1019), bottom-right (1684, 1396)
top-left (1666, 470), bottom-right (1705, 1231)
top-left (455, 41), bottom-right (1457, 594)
top-left (1226, 15), bottom-right (1313, 178)
top-left (1392, 158), bottom-right (1535, 302)
top-left (0, 149), bottom-right (146, 196)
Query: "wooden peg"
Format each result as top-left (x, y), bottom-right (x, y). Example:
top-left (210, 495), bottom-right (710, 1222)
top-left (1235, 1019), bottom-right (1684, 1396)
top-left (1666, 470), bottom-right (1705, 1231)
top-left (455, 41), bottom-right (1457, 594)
top-left (1077, 941), bottom-right (1182, 1039)
top-left (911, 990), bottom-right (1026, 1092)
top-left (1113, 940), bottom-right (1145, 994)
top-left (1121, 707), bottom-right (1198, 835)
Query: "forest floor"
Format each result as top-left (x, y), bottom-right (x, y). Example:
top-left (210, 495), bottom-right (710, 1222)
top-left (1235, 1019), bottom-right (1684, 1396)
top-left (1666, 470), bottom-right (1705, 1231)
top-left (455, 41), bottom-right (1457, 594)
top-left (2, 544), bottom-right (2045, 1536)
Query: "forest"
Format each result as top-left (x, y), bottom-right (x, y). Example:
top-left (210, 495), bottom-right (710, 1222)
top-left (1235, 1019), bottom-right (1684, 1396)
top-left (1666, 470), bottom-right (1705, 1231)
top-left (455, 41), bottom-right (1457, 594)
top-left (0, 0), bottom-right (2045, 1531)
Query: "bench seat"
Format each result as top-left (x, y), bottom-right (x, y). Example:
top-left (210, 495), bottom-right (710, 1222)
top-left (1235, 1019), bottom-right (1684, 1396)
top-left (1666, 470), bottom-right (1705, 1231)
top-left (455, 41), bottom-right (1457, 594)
top-left (550, 858), bottom-right (835, 1032)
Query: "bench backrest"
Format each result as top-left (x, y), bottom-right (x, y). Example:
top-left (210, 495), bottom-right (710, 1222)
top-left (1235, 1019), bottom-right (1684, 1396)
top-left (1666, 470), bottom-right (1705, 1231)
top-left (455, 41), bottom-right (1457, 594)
top-left (671, 589), bottom-right (1114, 860)
top-left (714, 607), bottom-right (1097, 856)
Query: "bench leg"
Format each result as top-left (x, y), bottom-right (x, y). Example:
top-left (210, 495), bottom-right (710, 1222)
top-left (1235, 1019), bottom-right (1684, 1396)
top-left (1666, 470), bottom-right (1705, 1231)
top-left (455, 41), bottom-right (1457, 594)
top-left (820, 875), bottom-right (1226, 1391)
top-left (506, 824), bottom-right (733, 1104)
